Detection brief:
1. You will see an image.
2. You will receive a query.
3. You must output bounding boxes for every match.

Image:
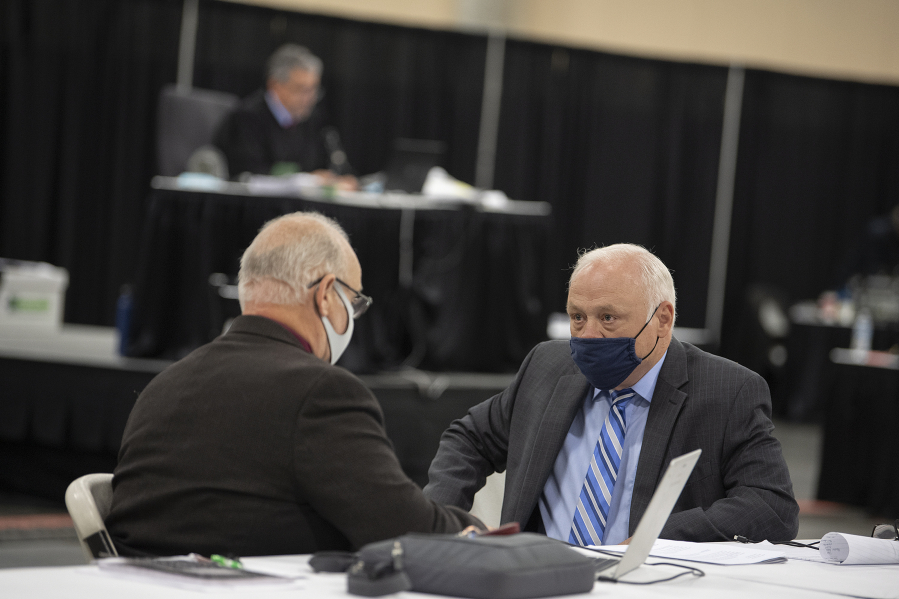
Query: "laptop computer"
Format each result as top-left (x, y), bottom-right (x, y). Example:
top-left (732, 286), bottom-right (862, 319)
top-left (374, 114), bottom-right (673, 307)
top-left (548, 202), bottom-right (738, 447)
top-left (587, 448), bottom-right (702, 580)
top-left (383, 138), bottom-right (446, 193)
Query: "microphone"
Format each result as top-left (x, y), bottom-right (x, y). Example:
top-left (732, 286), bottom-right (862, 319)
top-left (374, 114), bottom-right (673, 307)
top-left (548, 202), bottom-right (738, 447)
top-left (323, 127), bottom-right (351, 175)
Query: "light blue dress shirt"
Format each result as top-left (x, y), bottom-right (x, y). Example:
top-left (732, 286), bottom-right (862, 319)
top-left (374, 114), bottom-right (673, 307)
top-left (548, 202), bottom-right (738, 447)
top-left (539, 351), bottom-right (668, 545)
top-left (265, 90), bottom-right (295, 128)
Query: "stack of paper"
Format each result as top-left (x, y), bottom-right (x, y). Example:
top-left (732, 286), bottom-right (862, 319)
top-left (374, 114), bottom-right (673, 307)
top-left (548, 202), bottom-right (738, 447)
top-left (820, 533), bottom-right (899, 565)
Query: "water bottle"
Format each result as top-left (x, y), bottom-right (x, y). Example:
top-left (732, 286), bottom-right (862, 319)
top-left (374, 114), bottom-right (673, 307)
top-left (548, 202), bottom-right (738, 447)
top-left (116, 284), bottom-right (133, 356)
top-left (850, 308), bottom-right (873, 352)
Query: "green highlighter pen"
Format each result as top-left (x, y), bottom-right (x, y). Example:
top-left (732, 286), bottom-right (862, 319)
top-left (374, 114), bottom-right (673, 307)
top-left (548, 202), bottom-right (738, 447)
top-left (210, 554), bottom-right (243, 569)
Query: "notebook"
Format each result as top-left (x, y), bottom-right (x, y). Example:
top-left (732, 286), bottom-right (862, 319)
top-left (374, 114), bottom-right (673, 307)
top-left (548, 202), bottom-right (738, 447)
top-left (588, 448), bottom-right (702, 580)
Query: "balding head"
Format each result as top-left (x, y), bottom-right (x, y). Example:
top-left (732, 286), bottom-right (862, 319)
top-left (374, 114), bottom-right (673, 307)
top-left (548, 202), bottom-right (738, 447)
top-left (570, 244), bottom-right (676, 324)
top-left (238, 212), bottom-right (353, 311)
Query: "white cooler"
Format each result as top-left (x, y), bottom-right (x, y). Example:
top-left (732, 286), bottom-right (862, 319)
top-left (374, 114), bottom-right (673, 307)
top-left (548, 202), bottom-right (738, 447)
top-left (0, 259), bottom-right (69, 330)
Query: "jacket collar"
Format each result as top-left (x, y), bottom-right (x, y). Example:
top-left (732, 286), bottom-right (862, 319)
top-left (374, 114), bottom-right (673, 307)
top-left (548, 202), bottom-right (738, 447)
top-left (508, 367), bottom-right (589, 524)
top-left (225, 314), bottom-right (314, 354)
top-left (628, 336), bottom-right (689, 531)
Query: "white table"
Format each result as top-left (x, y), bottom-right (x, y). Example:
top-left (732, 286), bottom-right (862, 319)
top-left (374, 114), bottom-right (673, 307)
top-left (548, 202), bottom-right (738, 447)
top-left (1, 544), bottom-right (895, 599)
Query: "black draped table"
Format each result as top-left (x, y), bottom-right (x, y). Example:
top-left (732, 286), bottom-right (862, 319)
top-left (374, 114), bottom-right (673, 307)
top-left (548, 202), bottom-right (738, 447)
top-left (817, 351), bottom-right (899, 517)
top-left (127, 178), bottom-right (554, 373)
top-left (774, 304), bottom-right (899, 421)
top-left (774, 304), bottom-right (899, 516)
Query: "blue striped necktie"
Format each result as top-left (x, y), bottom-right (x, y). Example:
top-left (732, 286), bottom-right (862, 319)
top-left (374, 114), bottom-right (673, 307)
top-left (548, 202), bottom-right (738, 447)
top-left (569, 388), bottom-right (635, 546)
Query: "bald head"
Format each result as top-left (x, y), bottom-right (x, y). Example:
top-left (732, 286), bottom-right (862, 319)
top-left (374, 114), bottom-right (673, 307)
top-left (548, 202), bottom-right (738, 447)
top-left (238, 212), bottom-right (353, 310)
top-left (570, 244), bottom-right (676, 324)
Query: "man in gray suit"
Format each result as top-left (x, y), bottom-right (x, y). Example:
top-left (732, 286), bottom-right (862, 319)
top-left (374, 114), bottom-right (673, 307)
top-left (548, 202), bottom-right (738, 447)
top-left (424, 244), bottom-right (799, 544)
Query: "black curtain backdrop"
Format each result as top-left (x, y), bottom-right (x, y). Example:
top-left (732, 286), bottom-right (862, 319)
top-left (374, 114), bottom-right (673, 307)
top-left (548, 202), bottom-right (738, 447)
top-left (0, 0), bottom-right (182, 326)
top-left (722, 70), bottom-right (899, 363)
top-left (493, 41), bottom-right (728, 325)
top-left (3, 0), bottom-right (899, 371)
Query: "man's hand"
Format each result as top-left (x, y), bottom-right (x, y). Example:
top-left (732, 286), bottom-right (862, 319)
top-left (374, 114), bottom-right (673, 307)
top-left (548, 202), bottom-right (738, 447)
top-left (457, 525), bottom-right (487, 537)
top-left (312, 170), bottom-right (358, 191)
top-left (334, 174), bottom-right (358, 191)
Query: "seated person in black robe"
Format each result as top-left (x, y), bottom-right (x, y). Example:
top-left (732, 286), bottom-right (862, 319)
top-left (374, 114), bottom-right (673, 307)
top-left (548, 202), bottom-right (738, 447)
top-left (214, 44), bottom-right (355, 188)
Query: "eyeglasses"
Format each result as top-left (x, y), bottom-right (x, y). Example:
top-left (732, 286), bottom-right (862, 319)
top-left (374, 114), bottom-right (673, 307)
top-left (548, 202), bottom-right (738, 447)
top-left (307, 276), bottom-right (373, 319)
top-left (871, 520), bottom-right (899, 541)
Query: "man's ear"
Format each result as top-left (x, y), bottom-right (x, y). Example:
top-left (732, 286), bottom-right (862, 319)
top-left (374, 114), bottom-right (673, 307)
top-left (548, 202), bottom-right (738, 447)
top-left (314, 274), bottom-right (337, 318)
top-left (656, 301), bottom-right (675, 336)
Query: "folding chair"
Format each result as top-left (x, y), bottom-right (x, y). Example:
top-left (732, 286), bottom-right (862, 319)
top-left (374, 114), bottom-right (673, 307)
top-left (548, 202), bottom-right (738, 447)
top-left (64, 473), bottom-right (118, 561)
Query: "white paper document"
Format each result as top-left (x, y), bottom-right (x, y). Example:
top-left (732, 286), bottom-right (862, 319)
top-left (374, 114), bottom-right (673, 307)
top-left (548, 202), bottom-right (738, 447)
top-left (603, 539), bottom-right (787, 565)
top-left (649, 540), bottom-right (786, 564)
top-left (820, 532), bottom-right (899, 565)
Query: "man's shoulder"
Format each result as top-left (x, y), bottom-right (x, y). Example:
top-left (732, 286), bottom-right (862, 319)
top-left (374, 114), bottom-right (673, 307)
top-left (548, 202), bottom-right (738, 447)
top-left (675, 338), bottom-right (764, 385)
top-left (514, 340), bottom-right (581, 387)
top-left (230, 319), bottom-right (367, 390)
top-left (228, 317), bottom-right (371, 395)
top-left (154, 316), bottom-right (310, 373)
top-left (236, 89), bottom-right (268, 113)
top-left (219, 90), bottom-right (271, 127)
top-left (528, 339), bottom-right (576, 366)
top-left (145, 322), bottom-right (370, 406)
top-left (213, 90), bottom-right (269, 145)
top-left (311, 362), bottom-right (372, 396)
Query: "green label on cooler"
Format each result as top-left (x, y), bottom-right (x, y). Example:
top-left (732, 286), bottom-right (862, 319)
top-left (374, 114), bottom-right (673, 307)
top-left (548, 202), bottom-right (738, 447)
top-left (8, 296), bottom-right (50, 312)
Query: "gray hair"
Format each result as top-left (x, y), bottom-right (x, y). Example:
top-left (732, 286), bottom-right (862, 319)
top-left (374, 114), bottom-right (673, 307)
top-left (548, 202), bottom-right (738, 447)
top-left (238, 212), bottom-right (349, 309)
top-left (267, 44), bottom-right (323, 81)
top-left (571, 244), bottom-right (677, 324)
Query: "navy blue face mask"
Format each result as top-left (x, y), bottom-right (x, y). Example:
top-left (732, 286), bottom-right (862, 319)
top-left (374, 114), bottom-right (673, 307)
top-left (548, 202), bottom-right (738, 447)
top-left (569, 304), bottom-right (660, 390)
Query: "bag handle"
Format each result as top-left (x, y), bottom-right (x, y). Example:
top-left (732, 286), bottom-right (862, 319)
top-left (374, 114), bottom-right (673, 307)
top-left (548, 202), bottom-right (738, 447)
top-left (347, 540), bottom-right (412, 597)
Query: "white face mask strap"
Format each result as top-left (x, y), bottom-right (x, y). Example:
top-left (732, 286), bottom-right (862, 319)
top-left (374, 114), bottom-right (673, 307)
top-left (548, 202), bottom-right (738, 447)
top-left (321, 285), bottom-right (354, 365)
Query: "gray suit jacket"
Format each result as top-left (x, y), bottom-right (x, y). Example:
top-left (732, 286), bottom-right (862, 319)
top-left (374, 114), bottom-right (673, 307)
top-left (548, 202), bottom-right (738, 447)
top-left (424, 338), bottom-right (799, 542)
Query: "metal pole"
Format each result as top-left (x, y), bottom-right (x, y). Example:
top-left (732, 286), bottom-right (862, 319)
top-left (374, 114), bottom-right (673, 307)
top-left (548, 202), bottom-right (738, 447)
top-left (176, 0), bottom-right (200, 91)
top-left (705, 65), bottom-right (745, 347)
top-left (399, 208), bottom-right (415, 289)
top-left (474, 31), bottom-right (506, 190)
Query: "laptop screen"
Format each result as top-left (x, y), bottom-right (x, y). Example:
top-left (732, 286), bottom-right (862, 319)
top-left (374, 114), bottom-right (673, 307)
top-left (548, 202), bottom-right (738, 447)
top-left (384, 138), bottom-right (446, 193)
top-left (613, 448), bottom-right (702, 578)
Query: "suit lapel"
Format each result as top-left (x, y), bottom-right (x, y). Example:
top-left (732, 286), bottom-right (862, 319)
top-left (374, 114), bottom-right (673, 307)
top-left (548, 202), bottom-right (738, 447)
top-left (629, 338), bottom-right (689, 533)
top-left (510, 373), bottom-right (589, 524)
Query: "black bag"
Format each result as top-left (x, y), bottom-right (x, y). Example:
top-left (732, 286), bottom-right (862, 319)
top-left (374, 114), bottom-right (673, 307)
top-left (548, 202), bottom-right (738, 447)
top-left (347, 532), bottom-right (597, 599)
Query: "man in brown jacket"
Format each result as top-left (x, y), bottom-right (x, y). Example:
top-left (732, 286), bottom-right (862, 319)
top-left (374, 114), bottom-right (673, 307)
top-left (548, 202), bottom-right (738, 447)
top-left (107, 211), bottom-right (480, 557)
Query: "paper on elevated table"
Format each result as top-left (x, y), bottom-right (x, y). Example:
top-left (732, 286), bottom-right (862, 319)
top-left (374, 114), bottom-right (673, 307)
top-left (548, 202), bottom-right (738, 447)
top-left (639, 539), bottom-right (786, 564)
top-left (820, 532), bottom-right (899, 565)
